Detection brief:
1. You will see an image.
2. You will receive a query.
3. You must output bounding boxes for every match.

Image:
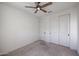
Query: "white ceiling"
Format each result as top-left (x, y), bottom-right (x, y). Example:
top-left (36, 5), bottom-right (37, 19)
top-left (1, 2), bottom-right (79, 17)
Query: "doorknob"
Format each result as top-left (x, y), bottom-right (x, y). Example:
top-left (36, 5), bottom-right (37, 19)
top-left (68, 34), bottom-right (70, 36)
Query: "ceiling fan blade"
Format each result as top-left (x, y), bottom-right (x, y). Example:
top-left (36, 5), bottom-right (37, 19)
top-left (34, 9), bottom-right (38, 13)
top-left (41, 2), bottom-right (52, 8)
top-left (25, 6), bottom-right (36, 8)
top-left (35, 2), bottom-right (38, 5)
top-left (40, 8), bottom-right (47, 13)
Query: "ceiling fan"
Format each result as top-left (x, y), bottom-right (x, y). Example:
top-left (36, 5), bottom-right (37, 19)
top-left (25, 2), bottom-right (53, 13)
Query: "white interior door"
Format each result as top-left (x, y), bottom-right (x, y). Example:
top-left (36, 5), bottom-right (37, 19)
top-left (59, 14), bottom-right (70, 47)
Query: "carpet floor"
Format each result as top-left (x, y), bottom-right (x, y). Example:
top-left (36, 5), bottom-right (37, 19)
top-left (3, 40), bottom-right (78, 56)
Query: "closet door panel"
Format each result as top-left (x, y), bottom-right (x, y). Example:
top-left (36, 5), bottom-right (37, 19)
top-left (50, 16), bottom-right (59, 44)
top-left (59, 14), bottom-right (70, 47)
top-left (40, 17), bottom-right (50, 42)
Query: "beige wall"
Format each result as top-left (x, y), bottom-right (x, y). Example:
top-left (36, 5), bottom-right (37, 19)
top-left (0, 4), bottom-right (40, 55)
top-left (77, 6), bottom-right (79, 54)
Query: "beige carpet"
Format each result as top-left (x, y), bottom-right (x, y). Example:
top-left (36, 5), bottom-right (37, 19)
top-left (3, 40), bottom-right (78, 56)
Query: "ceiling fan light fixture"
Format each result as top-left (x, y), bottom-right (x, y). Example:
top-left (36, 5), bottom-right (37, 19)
top-left (37, 7), bottom-right (40, 10)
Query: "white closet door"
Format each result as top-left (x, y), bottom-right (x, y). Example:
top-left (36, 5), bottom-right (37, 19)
top-left (40, 17), bottom-right (50, 42)
top-left (59, 14), bottom-right (70, 47)
top-left (50, 16), bottom-right (59, 44)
